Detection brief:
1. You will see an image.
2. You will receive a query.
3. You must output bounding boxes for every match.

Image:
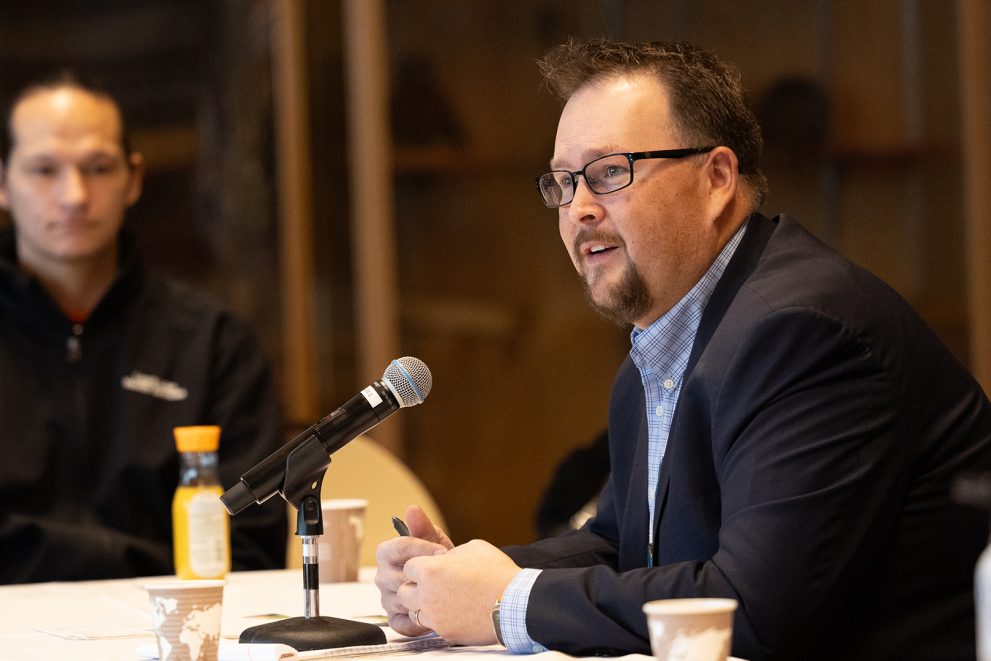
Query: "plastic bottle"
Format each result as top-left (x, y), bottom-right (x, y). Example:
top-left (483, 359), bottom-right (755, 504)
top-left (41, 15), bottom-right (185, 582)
top-left (951, 472), bottom-right (991, 660)
top-left (978, 539), bottom-right (991, 661)
top-left (172, 425), bottom-right (231, 579)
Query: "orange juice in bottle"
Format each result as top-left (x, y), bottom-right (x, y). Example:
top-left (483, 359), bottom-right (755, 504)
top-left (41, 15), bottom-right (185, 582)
top-left (172, 425), bottom-right (230, 579)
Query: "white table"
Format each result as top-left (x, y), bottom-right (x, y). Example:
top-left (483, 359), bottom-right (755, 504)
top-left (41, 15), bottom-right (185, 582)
top-left (0, 569), bottom-right (685, 661)
top-left (0, 569), bottom-right (375, 659)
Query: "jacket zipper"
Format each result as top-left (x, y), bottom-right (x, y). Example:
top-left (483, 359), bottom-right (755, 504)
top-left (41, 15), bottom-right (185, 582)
top-left (66, 323), bottom-right (83, 363)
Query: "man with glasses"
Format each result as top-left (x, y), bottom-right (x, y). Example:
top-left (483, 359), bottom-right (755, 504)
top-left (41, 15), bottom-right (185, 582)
top-left (375, 39), bottom-right (991, 660)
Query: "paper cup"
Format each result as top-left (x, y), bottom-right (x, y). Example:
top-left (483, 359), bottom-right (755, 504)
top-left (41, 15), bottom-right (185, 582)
top-left (642, 598), bottom-right (737, 661)
top-left (318, 498), bottom-right (368, 583)
top-left (145, 579), bottom-right (224, 661)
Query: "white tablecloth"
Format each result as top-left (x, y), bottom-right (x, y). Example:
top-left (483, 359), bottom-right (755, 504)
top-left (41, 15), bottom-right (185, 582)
top-left (0, 568), bottom-right (742, 661)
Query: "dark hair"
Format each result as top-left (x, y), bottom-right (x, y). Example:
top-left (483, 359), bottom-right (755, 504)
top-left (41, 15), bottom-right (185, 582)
top-left (539, 39), bottom-right (768, 208)
top-left (1, 70), bottom-right (133, 166)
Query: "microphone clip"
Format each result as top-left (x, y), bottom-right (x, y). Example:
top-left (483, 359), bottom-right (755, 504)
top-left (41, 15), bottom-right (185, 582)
top-left (281, 434), bottom-right (332, 537)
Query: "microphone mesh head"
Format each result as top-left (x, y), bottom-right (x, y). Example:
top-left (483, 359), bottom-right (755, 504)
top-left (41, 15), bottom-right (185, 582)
top-left (383, 356), bottom-right (432, 407)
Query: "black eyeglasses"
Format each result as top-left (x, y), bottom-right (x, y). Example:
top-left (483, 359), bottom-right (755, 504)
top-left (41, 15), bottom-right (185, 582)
top-left (535, 146), bottom-right (716, 208)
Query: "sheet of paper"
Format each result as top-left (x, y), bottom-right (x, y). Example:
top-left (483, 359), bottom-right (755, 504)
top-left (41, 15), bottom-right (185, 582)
top-left (134, 634), bottom-right (449, 660)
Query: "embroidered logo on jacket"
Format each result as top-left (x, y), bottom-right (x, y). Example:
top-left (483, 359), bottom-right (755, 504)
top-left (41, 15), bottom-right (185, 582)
top-left (121, 371), bottom-right (189, 401)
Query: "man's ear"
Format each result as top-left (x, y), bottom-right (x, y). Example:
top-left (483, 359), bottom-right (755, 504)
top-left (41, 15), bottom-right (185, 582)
top-left (125, 152), bottom-right (145, 207)
top-left (704, 146), bottom-right (739, 220)
top-left (0, 160), bottom-right (9, 211)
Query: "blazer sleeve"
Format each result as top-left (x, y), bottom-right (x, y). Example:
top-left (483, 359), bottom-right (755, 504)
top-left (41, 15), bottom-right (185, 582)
top-left (519, 308), bottom-right (927, 659)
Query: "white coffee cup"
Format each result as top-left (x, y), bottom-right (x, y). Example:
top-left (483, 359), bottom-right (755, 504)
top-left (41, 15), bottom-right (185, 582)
top-left (145, 579), bottom-right (225, 661)
top-left (318, 498), bottom-right (368, 583)
top-left (642, 598), bottom-right (737, 661)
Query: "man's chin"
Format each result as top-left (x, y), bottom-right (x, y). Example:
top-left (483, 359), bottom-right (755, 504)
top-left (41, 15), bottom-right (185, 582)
top-left (582, 271), bottom-right (618, 301)
top-left (581, 274), bottom-right (650, 328)
top-left (50, 240), bottom-right (117, 264)
top-left (582, 287), bottom-right (632, 327)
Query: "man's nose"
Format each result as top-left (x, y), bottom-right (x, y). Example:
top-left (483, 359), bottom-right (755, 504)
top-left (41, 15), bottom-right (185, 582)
top-left (58, 167), bottom-right (88, 208)
top-left (564, 176), bottom-right (604, 225)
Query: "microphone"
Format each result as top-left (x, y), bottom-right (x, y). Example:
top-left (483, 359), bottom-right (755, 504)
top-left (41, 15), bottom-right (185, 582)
top-left (221, 356), bottom-right (432, 515)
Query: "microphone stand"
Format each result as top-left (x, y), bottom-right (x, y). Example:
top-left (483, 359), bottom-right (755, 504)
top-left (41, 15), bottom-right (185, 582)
top-left (238, 435), bottom-right (386, 651)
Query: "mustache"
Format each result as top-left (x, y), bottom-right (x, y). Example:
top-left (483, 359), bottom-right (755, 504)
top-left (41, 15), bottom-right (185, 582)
top-left (572, 229), bottom-right (625, 257)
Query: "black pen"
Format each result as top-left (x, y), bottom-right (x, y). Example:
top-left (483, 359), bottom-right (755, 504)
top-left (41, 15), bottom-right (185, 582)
top-left (391, 515), bottom-right (410, 536)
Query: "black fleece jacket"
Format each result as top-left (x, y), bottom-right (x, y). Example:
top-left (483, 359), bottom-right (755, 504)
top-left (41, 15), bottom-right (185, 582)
top-left (0, 228), bottom-right (286, 583)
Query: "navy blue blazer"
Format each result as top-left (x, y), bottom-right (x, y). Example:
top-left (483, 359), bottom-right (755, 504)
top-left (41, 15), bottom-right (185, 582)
top-left (505, 214), bottom-right (991, 660)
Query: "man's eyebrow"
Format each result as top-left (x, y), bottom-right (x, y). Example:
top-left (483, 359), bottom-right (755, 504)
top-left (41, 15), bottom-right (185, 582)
top-left (19, 148), bottom-right (121, 162)
top-left (16, 153), bottom-right (57, 164)
top-left (549, 145), bottom-right (625, 170)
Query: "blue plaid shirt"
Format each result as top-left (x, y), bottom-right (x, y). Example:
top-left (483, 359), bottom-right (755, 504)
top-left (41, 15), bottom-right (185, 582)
top-left (499, 223), bottom-right (746, 654)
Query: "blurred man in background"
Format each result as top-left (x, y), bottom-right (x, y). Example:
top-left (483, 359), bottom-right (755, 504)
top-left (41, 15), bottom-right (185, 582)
top-left (375, 39), bottom-right (991, 661)
top-left (0, 73), bottom-right (286, 582)
top-left (534, 429), bottom-right (608, 539)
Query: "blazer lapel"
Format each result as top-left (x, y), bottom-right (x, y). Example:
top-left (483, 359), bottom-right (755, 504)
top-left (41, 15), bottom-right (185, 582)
top-left (685, 213), bottom-right (776, 376)
top-left (613, 355), bottom-right (653, 570)
top-left (650, 213), bottom-right (776, 554)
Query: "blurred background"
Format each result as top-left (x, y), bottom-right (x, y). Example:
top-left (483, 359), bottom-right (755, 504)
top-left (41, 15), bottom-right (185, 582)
top-left (1, 0), bottom-right (989, 547)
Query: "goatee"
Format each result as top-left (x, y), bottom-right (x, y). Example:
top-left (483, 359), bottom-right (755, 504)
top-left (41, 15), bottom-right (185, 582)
top-left (581, 258), bottom-right (652, 327)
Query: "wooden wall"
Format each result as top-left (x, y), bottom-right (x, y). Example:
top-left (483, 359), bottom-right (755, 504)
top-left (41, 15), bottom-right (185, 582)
top-left (1, 0), bottom-right (987, 547)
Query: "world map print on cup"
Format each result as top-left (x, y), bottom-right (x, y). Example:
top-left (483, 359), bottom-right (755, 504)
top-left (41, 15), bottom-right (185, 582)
top-left (145, 580), bottom-right (225, 661)
top-left (642, 598), bottom-right (737, 661)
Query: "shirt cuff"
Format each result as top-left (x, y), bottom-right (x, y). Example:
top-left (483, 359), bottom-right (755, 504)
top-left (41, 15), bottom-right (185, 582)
top-left (499, 568), bottom-right (547, 654)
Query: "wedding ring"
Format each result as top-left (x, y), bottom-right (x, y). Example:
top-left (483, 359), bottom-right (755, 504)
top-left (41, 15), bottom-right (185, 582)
top-left (410, 608), bottom-right (422, 627)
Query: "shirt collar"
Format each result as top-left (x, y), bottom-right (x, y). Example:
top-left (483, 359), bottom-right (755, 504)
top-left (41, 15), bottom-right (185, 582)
top-left (630, 221), bottom-right (747, 377)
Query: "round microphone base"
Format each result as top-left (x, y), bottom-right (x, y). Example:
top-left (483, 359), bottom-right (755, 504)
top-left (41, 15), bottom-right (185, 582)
top-left (239, 615), bottom-right (386, 651)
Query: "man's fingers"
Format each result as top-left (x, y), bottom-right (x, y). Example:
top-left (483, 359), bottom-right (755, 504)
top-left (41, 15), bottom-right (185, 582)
top-left (373, 561), bottom-right (403, 594)
top-left (381, 588), bottom-right (410, 618)
top-left (377, 536), bottom-right (447, 570)
top-left (388, 610), bottom-right (431, 636)
top-left (402, 553), bottom-right (439, 585)
top-left (387, 579), bottom-right (432, 636)
top-left (406, 505), bottom-right (454, 549)
top-left (382, 585), bottom-right (429, 635)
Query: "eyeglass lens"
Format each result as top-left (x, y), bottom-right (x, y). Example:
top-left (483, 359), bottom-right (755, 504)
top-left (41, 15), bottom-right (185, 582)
top-left (538, 154), bottom-right (633, 207)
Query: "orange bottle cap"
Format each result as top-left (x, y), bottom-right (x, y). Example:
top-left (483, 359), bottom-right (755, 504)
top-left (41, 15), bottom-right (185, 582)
top-left (173, 425), bottom-right (221, 453)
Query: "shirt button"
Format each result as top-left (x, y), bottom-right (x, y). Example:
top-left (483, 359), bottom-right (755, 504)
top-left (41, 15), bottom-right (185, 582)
top-left (663, 378), bottom-right (675, 390)
top-left (655, 406), bottom-right (664, 416)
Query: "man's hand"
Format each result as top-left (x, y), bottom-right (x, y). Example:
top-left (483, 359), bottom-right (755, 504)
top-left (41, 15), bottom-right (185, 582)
top-left (375, 505), bottom-right (453, 635)
top-left (398, 539), bottom-right (521, 645)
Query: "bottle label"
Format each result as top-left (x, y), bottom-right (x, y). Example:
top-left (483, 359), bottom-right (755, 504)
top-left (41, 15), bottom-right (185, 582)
top-left (186, 491), bottom-right (230, 578)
